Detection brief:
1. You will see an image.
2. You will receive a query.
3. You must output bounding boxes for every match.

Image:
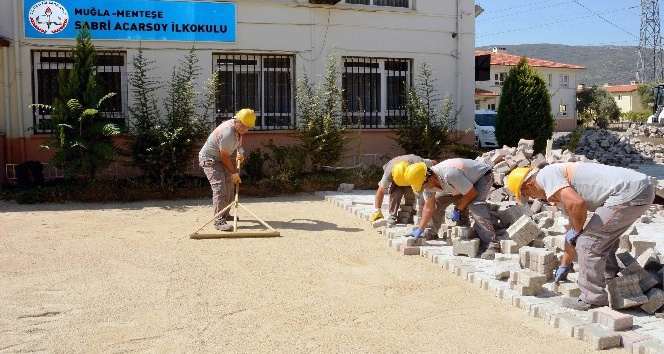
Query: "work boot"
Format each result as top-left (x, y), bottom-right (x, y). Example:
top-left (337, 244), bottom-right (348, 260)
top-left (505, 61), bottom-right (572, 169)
top-left (386, 216), bottom-right (397, 226)
top-left (480, 243), bottom-right (500, 260)
top-left (225, 214), bottom-right (240, 222)
top-left (562, 297), bottom-right (600, 311)
top-left (215, 220), bottom-right (233, 232)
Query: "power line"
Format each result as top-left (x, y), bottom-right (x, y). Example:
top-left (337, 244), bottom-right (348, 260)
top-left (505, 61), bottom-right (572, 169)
top-left (572, 1), bottom-right (638, 39)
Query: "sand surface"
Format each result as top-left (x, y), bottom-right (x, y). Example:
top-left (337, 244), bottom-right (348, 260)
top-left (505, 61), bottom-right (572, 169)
top-left (0, 194), bottom-right (621, 353)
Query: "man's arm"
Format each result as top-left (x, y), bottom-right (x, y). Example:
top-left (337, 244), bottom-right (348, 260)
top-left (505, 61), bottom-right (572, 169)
top-left (374, 185), bottom-right (387, 209)
top-left (219, 149), bottom-right (238, 175)
top-left (554, 186), bottom-right (587, 232)
top-left (418, 196), bottom-right (435, 230)
top-left (456, 186), bottom-right (478, 211)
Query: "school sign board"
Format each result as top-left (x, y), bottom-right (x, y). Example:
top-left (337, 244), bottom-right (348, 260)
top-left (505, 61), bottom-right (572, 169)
top-left (24, 0), bottom-right (237, 42)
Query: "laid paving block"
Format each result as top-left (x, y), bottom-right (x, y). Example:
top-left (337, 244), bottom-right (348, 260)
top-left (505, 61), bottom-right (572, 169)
top-left (633, 339), bottom-right (664, 354)
top-left (549, 312), bottom-right (589, 337)
top-left (607, 275), bottom-right (648, 310)
top-left (641, 288), bottom-right (664, 314)
top-left (573, 323), bottom-right (622, 350)
top-left (529, 301), bottom-right (565, 322)
top-left (453, 264), bottom-right (477, 278)
top-left (543, 281), bottom-right (581, 298)
top-left (509, 269), bottom-right (547, 288)
top-left (588, 307), bottom-right (633, 331)
top-left (619, 331), bottom-right (652, 354)
top-left (396, 243), bottom-right (420, 256)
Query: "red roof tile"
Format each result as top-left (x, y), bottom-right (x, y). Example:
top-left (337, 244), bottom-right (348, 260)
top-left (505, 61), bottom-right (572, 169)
top-left (603, 84), bottom-right (638, 93)
top-left (475, 88), bottom-right (499, 96)
top-left (475, 50), bottom-right (585, 70)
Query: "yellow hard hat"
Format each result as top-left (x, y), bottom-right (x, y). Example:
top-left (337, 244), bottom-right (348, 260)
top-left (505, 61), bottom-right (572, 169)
top-left (391, 161), bottom-right (410, 186)
top-left (235, 108), bottom-right (256, 128)
top-left (405, 162), bottom-right (428, 192)
top-left (506, 167), bottom-right (533, 202)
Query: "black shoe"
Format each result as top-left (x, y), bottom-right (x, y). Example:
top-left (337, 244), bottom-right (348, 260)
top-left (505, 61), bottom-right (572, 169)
top-left (225, 215), bottom-right (239, 222)
top-left (562, 297), bottom-right (600, 311)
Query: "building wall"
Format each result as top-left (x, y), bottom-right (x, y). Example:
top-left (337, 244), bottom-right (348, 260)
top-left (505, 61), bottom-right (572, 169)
top-left (0, 0), bottom-right (476, 172)
top-left (611, 91), bottom-right (643, 113)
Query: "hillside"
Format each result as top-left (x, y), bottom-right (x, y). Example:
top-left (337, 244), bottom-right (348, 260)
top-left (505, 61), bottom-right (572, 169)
top-left (476, 44), bottom-right (639, 87)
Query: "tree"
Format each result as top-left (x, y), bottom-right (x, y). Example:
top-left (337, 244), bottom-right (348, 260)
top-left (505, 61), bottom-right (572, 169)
top-left (495, 56), bottom-right (553, 153)
top-left (296, 53), bottom-right (346, 169)
top-left (637, 82), bottom-right (655, 112)
top-left (127, 47), bottom-right (217, 189)
top-left (393, 61), bottom-right (459, 160)
top-left (576, 86), bottom-right (620, 129)
top-left (37, 28), bottom-right (120, 179)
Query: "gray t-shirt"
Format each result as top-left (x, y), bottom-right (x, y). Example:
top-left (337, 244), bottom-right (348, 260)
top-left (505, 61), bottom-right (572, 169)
top-left (537, 162), bottom-right (650, 211)
top-left (423, 159), bottom-right (491, 199)
top-left (378, 154), bottom-right (432, 189)
top-left (199, 119), bottom-right (239, 161)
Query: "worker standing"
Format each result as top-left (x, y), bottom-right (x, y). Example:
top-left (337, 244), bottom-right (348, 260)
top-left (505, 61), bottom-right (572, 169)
top-left (199, 109), bottom-right (255, 232)
top-left (370, 155), bottom-right (436, 225)
top-left (402, 158), bottom-right (500, 259)
top-left (506, 162), bottom-right (655, 310)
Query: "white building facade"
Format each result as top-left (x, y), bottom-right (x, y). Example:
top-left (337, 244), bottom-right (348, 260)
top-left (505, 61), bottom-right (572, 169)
top-left (0, 0), bottom-right (478, 179)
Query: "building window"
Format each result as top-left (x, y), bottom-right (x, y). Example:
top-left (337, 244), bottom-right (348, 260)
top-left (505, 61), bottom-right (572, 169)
top-left (345, 0), bottom-right (410, 8)
top-left (558, 102), bottom-right (568, 116)
top-left (559, 74), bottom-right (569, 87)
top-left (494, 72), bottom-right (506, 86)
top-left (31, 50), bottom-right (127, 134)
top-left (214, 53), bottom-right (295, 130)
top-left (547, 74), bottom-right (552, 87)
top-left (488, 103), bottom-right (496, 111)
top-left (342, 57), bottom-right (412, 128)
top-left (618, 95), bottom-right (623, 100)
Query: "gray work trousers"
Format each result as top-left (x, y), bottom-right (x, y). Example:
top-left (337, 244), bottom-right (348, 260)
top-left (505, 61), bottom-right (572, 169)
top-left (387, 183), bottom-right (414, 220)
top-left (200, 157), bottom-right (234, 224)
top-left (577, 184), bottom-right (655, 306)
top-left (425, 172), bottom-right (498, 247)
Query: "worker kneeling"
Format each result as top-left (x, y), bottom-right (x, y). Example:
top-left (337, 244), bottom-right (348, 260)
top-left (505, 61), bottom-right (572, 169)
top-left (506, 162), bottom-right (655, 311)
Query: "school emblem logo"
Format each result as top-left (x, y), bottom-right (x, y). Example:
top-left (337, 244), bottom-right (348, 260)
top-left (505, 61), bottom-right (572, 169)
top-left (28, 1), bottom-right (69, 34)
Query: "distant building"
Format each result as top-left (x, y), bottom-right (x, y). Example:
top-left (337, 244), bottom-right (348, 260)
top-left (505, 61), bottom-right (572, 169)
top-left (602, 82), bottom-right (644, 113)
top-left (475, 47), bottom-right (585, 132)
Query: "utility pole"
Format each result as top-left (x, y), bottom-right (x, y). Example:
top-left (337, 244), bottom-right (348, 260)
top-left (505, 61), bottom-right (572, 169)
top-left (637, 0), bottom-right (663, 83)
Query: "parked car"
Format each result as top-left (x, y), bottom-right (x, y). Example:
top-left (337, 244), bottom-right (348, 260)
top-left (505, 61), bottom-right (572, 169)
top-left (474, 109), bottom-right (499, 148)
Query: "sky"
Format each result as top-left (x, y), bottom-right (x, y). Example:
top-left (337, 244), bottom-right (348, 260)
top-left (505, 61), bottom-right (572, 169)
top-left (475, 0), bottom-right (643, 47)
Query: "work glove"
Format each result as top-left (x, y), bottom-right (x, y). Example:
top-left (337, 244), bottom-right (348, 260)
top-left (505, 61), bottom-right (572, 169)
top-left (231, 173), bottom-right (241, 184)
top-left (369, 210), bottom-right (384, 222)
top-left (554, 265), bottom-right (572, 284)
top-left (407, 229), bottom-right (424, 240)
top-left (450, 208), bottom-right (462, 222)
top-left (565, 229), bottom-right (582, 247)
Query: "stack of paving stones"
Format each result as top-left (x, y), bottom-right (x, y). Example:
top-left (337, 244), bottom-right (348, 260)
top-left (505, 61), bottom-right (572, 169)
top-left (554, 127), bottom-right (664, 165)
top-left (318, 140), bottom-right (664, 352)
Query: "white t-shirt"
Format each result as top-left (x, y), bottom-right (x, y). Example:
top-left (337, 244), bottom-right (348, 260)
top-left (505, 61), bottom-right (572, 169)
top-left (199, 119), bottom-right (239, 161)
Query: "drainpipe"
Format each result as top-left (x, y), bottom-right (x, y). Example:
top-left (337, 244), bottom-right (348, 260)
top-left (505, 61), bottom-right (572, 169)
top-left (13, 0), bottom-right (25, 162)
top-left (3, 46), bottom-right (11, 164)
top-left (455, 0), bottom-right (462, 135)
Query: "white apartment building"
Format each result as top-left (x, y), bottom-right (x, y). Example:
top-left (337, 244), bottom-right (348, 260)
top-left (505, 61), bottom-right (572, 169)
top-left (475, 47), bottom-right (585, 132)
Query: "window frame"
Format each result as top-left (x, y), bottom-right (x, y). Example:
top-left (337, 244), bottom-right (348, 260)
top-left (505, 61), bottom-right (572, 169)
top-left (212, 53), bottom-right (295, 130)
top-left (341, 56), bottom-right (412, 129)
top-left (559, 74), bottom-right (569, 87)
top-left (31, 49), bottom-right (128, 134)
top-left (494, 72), bottom-right (506, 86)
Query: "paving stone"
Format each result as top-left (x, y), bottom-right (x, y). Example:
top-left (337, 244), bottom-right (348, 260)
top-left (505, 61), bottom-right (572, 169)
top-left (641, 288), bottom-right (664, 314)
top-left (452, 237), bottom-right (480, 257)
top-left (549, 312), bottom-right (589, 337)
top-left (619, 331), bottom-right (652, 354)
top-left (396, 244), bottom-right (420, 256)
top-left (607, 275), bottom-right (649, 310)
top-left (633, 339), bottom-right (664, 354)
top-left (588, 306), bottom-right (633, 331)
top-left (573, 323), bottom-right (622, 350)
